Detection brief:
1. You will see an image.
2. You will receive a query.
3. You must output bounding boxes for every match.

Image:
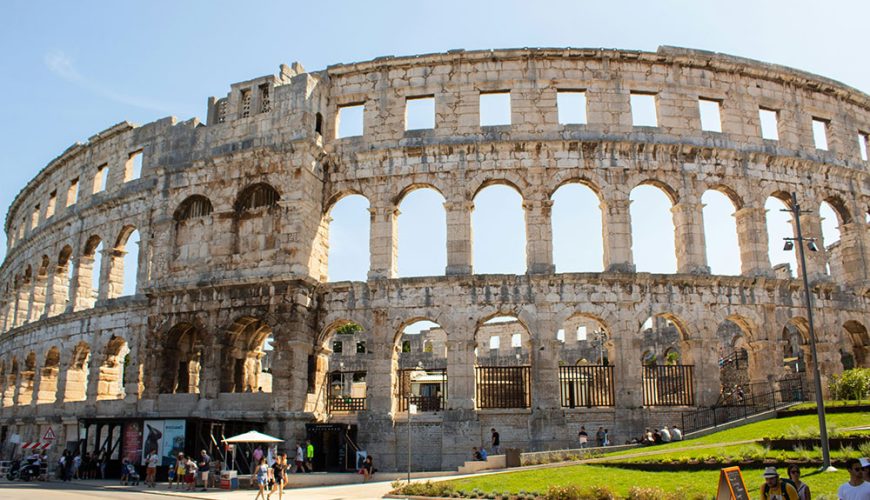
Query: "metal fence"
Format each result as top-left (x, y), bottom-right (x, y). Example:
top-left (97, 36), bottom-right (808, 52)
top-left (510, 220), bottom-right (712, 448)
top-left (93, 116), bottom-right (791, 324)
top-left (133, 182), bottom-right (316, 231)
top-left (327, 370), bottom-right (366, 413)
top-left (398, 368), bottom-right (447, 412)
top-left (559, 365), bottom-right (615, 407)
top-left (681, 375), bottom-right (810, 434)
top-left (642, 365), bottom-right (695, 406)
top-left (475, 366), bottom-right (531, 409)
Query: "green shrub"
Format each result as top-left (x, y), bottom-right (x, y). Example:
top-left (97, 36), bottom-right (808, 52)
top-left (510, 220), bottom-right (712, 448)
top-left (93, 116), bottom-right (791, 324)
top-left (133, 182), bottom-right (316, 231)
top-left (392, 480), bottom-right (456, 497)
top-left (828, 368), bottom-right (870, 400)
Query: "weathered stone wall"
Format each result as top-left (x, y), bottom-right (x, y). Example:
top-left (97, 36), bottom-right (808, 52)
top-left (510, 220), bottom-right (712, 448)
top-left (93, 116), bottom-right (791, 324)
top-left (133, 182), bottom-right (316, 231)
top-left (0, 47), bottom-right (869, 471)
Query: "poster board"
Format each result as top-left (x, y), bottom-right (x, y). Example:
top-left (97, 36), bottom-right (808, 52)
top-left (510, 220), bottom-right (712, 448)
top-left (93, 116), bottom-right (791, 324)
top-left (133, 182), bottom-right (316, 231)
top-left (161, 420), bottom-right (186, 467)
top-left (142, 420), bottom-right (165, 465)
top-left (122, 422), bottom-right (143, 465)
top-left (716, 466), bottom-right (749, 500)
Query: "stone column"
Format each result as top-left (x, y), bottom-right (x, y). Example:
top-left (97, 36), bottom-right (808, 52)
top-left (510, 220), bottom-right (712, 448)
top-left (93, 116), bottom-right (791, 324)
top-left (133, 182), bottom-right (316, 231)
top-left (368, 204), bottom-right (398, 280)
top-left (672, 199), bottom-right (709, 274)
top-left (365, 311), bottom-right (394, 414)
top-left (797, 213), bottom-right (828, 281)
top-left (601, 195), bottom-right (634, 272)
top-left (734, 206), bottom-right (771, 276)
top-left (14, 283), bottom-right (30, 327)
top-left (446, 339), bottom-right (476, 410)
top-left (531, 338), bottom-right (562, 409)
top-left (105, 248), bottom-right (127, 299)
top-left (611, 318), bottom-right (643, 408)
top-left (682, 337), bottom-right (719, 407)
top-left (70, 255), bottom-right (94, 311)
top-left (45, 263), bottom-right (71, 317)
top-left (28, 273), bottom-right (47, 322)
top-left (444, 199), bottom-right (473, 275)
top-left (523, 198), bottom-right (555, 274)
top-left (835, 222), bottom-right (868, 284)
top-left (97, 248), bottom-right (114, 301)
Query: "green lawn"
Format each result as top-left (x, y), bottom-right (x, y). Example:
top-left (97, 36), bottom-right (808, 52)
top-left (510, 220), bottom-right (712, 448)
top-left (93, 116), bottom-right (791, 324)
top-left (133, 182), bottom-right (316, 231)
top-left (398, 411), bottom-right (870, 499)
top-left (442, 465), bottom-right (849, 498)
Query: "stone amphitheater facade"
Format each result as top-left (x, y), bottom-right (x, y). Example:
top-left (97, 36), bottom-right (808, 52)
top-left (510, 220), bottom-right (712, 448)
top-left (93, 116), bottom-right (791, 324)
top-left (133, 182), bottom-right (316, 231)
top-left (0, 46), bottom-right (869, 472)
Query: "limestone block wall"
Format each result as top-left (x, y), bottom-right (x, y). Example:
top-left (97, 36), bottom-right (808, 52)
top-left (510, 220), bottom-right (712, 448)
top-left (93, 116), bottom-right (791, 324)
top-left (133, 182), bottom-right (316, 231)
top-left (0, 47), bottom-right (869, 471)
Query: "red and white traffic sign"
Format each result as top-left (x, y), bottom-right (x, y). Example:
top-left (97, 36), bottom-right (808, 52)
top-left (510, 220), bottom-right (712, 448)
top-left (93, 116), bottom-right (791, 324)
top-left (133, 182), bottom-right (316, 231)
top-left (42, 427), bottom-right (56, 441)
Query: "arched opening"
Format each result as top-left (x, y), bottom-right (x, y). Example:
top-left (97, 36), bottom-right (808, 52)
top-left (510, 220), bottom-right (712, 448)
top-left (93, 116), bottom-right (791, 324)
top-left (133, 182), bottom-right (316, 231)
top-left (715, 319), bottom-right (752, 404)
top-left (765, 196), bottom-right (796, 277)
top-left (97, 337), bottom-right (129, 401)
top-left (37, 346), bottom-right (60, 404)
top-left (17, 352), bottom-right (37, 405)
top-left (702, 190), bottom-right (741, 275)
top-left (842, 320), bottom-right (869, 369)
top-left (781, 319), bottom-right (808, 376)
top-left (234, 183), bottom-right (281, 255)
top-left (472, 184), bottom-right (526, 274)
top-left (819, 199), bottom-right (849, 278)
top-left (474, 316), bottom-right (531, 408)
top-left (398, 188), bottom-right (446, 277)
top-left (3, 358), bottom-right (18, 407)
top-left (325, 194), bottom-right (370, 282)
top-left (221, 317), bottom-right (273, 393)
top-left (64, 342), bottom-right (90, 402)
top-left (638, 314), bottom-right (694, 406)
top-left (173, 195), bottom-right (214, 262)
top-left (551, 183), bottom-right (604, 272)
top-left (111, 226), bottom-right (140, 298)
top-left (630, 184), bottom-right (677, 273)
top-left (555, 314), bottom-right (613, 408)
top-left (320, 321), bottom-right (369, 413)
top-left (394, 319), bottom-right (447, 413)
top-left (160, 323), bottom-right (204, 394)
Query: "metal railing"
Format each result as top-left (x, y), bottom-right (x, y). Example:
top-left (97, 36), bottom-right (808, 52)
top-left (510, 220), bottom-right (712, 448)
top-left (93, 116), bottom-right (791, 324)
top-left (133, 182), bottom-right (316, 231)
top-left (398, 367), bottom-right (447, 412)
top-left (681, 375), bottom-right (810, 434)
top-left (475, 366), bottom-right (531, 409)
top-left (643, 365), bottom-right (695, 406)
top-left (559, 365), bottom-right (615, 407)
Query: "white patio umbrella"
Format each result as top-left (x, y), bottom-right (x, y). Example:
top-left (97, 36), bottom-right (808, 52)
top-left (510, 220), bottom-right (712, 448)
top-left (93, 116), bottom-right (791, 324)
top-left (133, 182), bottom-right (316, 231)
top-left (222, 431), bottom-right (284, 471)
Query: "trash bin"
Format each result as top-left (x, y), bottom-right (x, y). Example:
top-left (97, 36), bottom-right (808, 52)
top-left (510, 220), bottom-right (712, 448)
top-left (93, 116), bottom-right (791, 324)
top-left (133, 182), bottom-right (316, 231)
top-left (220, 470), bottom-right (238, 490)
top-left (505, 448), bottom-right (522, 468)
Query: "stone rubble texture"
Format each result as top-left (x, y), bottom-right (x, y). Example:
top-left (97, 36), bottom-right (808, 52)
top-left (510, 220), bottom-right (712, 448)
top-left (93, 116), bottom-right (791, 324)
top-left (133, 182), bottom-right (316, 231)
top-left (0, 46), bottom-right (868, 471)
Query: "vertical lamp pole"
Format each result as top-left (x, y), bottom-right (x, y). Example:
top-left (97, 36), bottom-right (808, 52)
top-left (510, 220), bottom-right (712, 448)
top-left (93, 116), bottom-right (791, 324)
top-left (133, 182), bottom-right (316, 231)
top-left (407, 401), bottom-right (416, 484)
top-left (783, 192), bottom-right (833, 471)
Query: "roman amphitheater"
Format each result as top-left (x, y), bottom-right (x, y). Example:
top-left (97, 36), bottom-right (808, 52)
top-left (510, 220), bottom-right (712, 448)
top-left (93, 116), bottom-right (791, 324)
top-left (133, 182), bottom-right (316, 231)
top-left (0, 46), bottom-right (868, 472)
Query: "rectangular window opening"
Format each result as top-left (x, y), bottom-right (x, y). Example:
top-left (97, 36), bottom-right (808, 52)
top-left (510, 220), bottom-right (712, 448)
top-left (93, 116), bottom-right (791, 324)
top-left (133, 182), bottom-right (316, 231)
top-left (355, 341), bottom-right (366, 354)
top-left (31, 205), bottom-right (40, 230)
top-left (511, 333), bottom-right (522, 348)
top-left (576, 326), bottom-right (587, 341)
top-left (489, 336), bottom-right (500, 350)
top-left (46, 191), bottom-right (56, 219)
top-left (336, 103), bottom-right (364, 138)
top-left (94, 165), bottom-right (108, 193)
top-left (698, 98), bottom-right (723, 132)
top-left (240, 88), bottom-right (252, 118)
top-left (332, 341), bottom-right (343, 354)
top-left (259, 84), bottom-right (271, 113)
top-left (126, 150), bottom-right (143, 182)
top-left (859, 132), bottom-right (869, 161)
top-left (557, 90), bottom-right (587, 125)
top-left (812, 118), bottom-right (829, 151)
top-left (630, 92), bottom-right (658, 127)
top-left (556, 328), bottom-right (565, 342)
top-left (479, 91), bottom-right (511, 127)
top-left (759, 108), bottom-right (779, 140)
top-left (67, 178), bottom-right (79, 207)
top-left (405, 96), bottom-right (435, 131)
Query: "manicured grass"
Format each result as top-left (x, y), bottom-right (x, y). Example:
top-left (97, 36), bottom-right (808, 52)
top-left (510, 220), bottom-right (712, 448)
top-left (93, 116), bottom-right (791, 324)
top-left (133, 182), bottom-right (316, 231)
top-left (444, 465), bottom-right (850, 498)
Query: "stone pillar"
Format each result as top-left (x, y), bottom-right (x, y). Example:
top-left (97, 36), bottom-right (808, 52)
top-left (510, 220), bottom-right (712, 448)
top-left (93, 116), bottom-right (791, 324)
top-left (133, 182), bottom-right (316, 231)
top-left (523, 198), bottom-right (554, 274)
top-left (446, 339), bottom-right (476, 410)
top-left (365, 311), bottom-right (394, 413)
top-left (531, 338), bottom-right (562, 409)
top-left (105, 248), bottom-right (127, 299)
top-left (368, 204), bottom-right (398, 280)
top-left (734, 206), bottom-right (772, 276)
top-left (45, 263), bottom-right (71, 317)
top-left (833, 222), bottom-right (868, 284)
top-left (797, 213), bottom-right (828, 281)
top-left (601, 195), bottom-right (634, 272)
top-left (672, 199), bottom-right (709, 274)
top-left (14, 283), bottom-right (30, 327)
top-left (682, 337), bottom-right (719, 406)
top-left (28, 273), bottom-right (47, 322)
top-left (97, 248), bottom-right (113, 301)
top-left (444, 199), bottom-right (473, 275)
top-left (611, 319), bottom-right (643, 408)
top-left (70, 255), bottom-right (94, 311)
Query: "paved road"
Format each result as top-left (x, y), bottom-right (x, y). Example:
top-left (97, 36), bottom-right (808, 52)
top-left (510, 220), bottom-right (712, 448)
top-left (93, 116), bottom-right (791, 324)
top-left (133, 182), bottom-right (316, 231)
top-left (0, 479), bottom-right (400, 500)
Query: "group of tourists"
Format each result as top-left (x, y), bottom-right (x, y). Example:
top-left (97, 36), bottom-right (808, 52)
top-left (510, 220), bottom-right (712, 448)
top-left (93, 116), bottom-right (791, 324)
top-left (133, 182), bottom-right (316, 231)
top-left (630, 425), bottom-right (682, 446)
top-left (577, 426), bottom-right (610, 448)
top-left (759, 458), bottom-right (870, 500)
top-left (56, 450), bottom-right (108, 481)
top-left (252, 441), bottom-right (321, 499)
top-left (165, 450), bottom-right (218, 492)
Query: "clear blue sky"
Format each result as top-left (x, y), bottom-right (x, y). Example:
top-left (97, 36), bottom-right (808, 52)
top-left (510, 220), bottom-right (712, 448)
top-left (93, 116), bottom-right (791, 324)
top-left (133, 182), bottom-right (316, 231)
top-left (1, 0), bottom-right (866, 281)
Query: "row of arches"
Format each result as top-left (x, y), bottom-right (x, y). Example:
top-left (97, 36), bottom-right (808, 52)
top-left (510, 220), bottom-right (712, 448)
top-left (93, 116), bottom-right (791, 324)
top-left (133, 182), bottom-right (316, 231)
top-left (0, 311), bottom-right (866, 411)
top-left (325, 180), bottom-right (862, 281)
top-left (1, 226), bottom-right (140, 333)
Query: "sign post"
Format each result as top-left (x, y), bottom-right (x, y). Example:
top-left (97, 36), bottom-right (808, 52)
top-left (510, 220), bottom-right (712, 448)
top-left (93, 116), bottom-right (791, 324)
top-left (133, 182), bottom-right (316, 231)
top-left (716, 466), bottom-right (749, 500)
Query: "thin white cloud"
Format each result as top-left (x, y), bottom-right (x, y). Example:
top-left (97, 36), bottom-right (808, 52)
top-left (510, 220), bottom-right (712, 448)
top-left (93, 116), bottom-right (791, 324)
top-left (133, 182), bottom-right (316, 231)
top-left (44, 49), bottom-right (174, 115)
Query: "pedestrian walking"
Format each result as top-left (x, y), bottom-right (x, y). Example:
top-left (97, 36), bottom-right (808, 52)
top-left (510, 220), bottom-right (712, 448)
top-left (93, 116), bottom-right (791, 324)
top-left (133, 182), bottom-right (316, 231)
top-left (305, 439), bottom-right (314, 472)
top-left (595, 427), bottom-right (606, 447)
top-left (490, 428), bottom-right (500, 454)
top-left (760, 466), bottom-right (798, 500)
top-left (577, 426), bottom-right (588, 449)
top-left (838, 458), bottom-right (870, 500)
top-left (254, 457), bottom-right (269, 500)
top-left (198, 449), bottom-right (211, 491)
top-left (294, 443), bottom-right (305, 473)
top-left (145, 450), bottom-right (159, 487)
top-left (267, 453), bottom-right (286, 500)
top-left (786, 466), bottom-right (810, 500)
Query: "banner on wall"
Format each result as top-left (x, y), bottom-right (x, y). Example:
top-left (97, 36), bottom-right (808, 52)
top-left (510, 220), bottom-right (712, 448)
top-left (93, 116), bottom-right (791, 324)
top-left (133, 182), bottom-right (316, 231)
top-left (161, 420), bottom-right (186, 467)
top-left (122, 421), bottom-right (143, 465)
top-left (142, 420), bottom-right (165, 465)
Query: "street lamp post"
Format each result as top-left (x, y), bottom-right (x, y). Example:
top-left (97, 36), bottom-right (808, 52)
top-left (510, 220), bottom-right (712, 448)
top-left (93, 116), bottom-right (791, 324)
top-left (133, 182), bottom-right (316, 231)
top-left (782, 192), bottom-right (834, 471)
